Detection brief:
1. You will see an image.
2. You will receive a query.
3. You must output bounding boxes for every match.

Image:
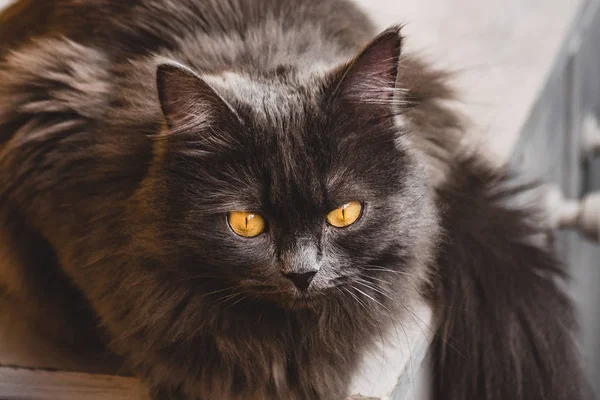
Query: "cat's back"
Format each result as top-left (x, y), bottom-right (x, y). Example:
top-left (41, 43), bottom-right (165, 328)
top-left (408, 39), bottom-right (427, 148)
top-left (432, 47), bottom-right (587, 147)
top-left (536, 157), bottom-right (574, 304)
top-left (0, 0), bottom-right (375, 63)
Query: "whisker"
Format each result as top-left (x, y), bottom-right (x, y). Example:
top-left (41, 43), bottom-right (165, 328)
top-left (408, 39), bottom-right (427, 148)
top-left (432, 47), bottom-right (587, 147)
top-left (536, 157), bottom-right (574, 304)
top-left (364, 266), bottom-right (418, 278)
top-left (198, 287), bottom-right (238, 298)
top-left (213, 292), bottom-right (242, 306)
top-left (342, 286), bottom-right (387, 383)
top-left (361, 275), bottom-right (469, 313)
top-left (176, 274), bottom-right (227, 283)
top-left (398, 297), bottom-right (467, 361)
top-left (353, 278), bottom-right (406, 361)
top-left (222, 295), bottom-right (248, 311)
top-left (351, 283), bottom-right (415, 395)
top-left (358, 276), bottom-right (467, 360)
top-left (350, 272), bottom-right (468, 364)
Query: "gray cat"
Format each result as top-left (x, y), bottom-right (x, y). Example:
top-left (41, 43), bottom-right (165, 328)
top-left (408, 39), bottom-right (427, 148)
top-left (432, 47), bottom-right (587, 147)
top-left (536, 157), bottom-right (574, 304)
top-left (0, 0), bottom-right (589, 399)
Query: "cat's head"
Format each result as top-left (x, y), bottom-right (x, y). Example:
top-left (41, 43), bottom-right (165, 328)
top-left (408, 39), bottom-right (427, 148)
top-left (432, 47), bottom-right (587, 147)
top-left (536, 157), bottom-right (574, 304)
top-left (153, 27), bottom-right (438, 310)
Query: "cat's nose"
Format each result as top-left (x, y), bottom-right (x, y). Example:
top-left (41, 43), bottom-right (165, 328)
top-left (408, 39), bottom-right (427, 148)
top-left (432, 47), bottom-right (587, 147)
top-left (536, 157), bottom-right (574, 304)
top-left (283, 270), bottom-right (317, 291)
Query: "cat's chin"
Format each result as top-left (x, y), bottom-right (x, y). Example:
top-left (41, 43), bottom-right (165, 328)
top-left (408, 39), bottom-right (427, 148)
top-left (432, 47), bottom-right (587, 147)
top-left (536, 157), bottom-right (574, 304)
top-left (253, 291), bottom-right (330, 311)
top-left (280, 296), bottom-right (324, 310)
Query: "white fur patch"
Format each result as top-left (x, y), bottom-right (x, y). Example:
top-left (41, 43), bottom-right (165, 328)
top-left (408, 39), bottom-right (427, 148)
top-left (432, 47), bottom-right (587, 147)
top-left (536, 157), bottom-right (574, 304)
top-left (349, 300), bottom-right (433, 399)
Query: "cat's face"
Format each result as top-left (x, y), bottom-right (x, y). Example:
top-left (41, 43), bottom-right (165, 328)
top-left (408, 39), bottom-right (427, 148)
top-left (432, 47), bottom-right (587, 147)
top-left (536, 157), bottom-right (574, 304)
top-left (155, 29), bottom-right (436, 309)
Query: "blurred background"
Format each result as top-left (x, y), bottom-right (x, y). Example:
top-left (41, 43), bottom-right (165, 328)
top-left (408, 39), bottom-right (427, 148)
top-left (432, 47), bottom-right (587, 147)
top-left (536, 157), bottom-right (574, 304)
top-left (361, 1), bottom-right (600, 396)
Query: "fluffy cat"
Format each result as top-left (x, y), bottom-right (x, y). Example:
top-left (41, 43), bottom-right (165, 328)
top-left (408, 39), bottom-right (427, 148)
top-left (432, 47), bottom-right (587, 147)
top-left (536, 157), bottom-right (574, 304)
top-left (0, 0), bottom-right (589, 399)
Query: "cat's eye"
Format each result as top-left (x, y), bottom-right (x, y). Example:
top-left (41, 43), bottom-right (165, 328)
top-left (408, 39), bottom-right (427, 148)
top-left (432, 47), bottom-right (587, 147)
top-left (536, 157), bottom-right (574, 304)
top-left (228, 211), bottom-right (266, 238)
top-left (326, 201), bottom-right (363, 228)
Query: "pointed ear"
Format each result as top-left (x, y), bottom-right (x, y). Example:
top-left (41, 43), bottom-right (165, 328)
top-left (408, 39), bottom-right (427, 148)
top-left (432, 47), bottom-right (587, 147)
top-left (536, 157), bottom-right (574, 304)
top-left (156, 62), bottom-right (237, 130)
top-left (332, 26), bottom-right (403, 108)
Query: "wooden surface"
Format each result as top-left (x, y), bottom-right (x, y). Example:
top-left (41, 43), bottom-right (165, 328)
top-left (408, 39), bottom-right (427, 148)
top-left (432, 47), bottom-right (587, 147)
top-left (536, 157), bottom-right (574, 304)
top-left (0, 367), bottom-right (145, 400)
top-left (0, 367), bottom-right (383, 400)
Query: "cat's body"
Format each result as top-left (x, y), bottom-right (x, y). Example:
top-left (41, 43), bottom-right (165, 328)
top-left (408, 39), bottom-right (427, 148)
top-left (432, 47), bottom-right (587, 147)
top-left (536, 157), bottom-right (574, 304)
top-left (0, 0), bottom-right (589, 399)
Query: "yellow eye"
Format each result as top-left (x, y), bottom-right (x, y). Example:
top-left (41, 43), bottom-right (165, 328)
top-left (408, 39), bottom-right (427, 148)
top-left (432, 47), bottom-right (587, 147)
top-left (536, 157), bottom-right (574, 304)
top-left (228, 211), bottom-right (266, 238)
top-left (326, 201), bottom-right (363, 228)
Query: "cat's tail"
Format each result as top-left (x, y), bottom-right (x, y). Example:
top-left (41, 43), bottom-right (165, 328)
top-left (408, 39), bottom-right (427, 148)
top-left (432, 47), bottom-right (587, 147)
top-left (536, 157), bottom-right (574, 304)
top-left (428, 155), bottom-right (592, 400)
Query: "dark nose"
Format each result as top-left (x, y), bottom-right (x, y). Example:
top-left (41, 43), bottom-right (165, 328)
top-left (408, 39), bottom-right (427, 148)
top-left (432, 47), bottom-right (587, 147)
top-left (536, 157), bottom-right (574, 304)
top-left (283, 271), bottom-right (317, 291)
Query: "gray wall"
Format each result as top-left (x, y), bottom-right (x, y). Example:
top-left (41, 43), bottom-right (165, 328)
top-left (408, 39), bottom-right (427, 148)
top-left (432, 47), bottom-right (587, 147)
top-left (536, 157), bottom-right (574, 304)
top-left (509, 0), bottom-right (600, 395)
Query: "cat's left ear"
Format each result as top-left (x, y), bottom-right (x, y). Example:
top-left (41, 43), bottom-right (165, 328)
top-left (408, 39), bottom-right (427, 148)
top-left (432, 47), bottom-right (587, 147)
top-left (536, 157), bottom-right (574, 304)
top-left (330, 26), bottom-right (403, 110)
top-left (156, 62), bottom-right (238, 131)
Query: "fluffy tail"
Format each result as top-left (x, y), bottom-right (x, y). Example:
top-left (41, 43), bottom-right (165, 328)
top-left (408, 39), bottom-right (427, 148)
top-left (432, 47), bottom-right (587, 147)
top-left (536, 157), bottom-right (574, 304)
top-left (429, 157), bottom-right (591, 400)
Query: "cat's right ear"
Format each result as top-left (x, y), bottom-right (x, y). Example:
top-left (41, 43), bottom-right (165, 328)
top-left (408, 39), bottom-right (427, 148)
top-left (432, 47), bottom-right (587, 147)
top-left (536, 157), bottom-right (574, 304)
top-left (329, 26), bottom-right (403, 114)
top-left (156, 63), bottom-right (237, 131)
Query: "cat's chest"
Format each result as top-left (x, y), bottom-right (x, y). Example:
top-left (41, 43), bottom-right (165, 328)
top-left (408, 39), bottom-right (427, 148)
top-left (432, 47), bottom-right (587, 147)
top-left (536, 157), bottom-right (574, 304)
top-left (348, 300), bottom-right (433, 399)
top-left (233, 298), bottom-right (434, 400)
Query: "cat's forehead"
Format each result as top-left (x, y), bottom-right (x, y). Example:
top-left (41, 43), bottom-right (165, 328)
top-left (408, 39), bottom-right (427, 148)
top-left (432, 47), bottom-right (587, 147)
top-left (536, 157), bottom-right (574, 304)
top-left (196, 71), bottom-right (409, 208)
top-left (203, 71), bottom-right (323, 124)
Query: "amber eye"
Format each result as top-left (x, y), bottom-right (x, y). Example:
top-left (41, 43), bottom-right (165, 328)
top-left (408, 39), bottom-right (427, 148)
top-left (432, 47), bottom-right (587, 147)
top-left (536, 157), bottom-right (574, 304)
top-left (326, 201), bottom-right (363, 228)
top-left (228, 211), bottom-right (266, 238)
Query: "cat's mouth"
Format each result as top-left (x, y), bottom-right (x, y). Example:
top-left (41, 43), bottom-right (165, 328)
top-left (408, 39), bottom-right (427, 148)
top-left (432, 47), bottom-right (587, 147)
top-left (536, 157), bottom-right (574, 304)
top-left (278, 293), bottom-right (328, 310)
top-left (243, 286), bottom-right (331, 310)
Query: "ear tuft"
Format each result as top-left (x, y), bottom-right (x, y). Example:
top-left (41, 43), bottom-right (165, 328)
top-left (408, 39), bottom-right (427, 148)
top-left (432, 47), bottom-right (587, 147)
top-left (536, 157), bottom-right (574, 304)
top-left (156, 62), bottom-right (235, 130)
top-left (333, 26), bottom-right (403, 108)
